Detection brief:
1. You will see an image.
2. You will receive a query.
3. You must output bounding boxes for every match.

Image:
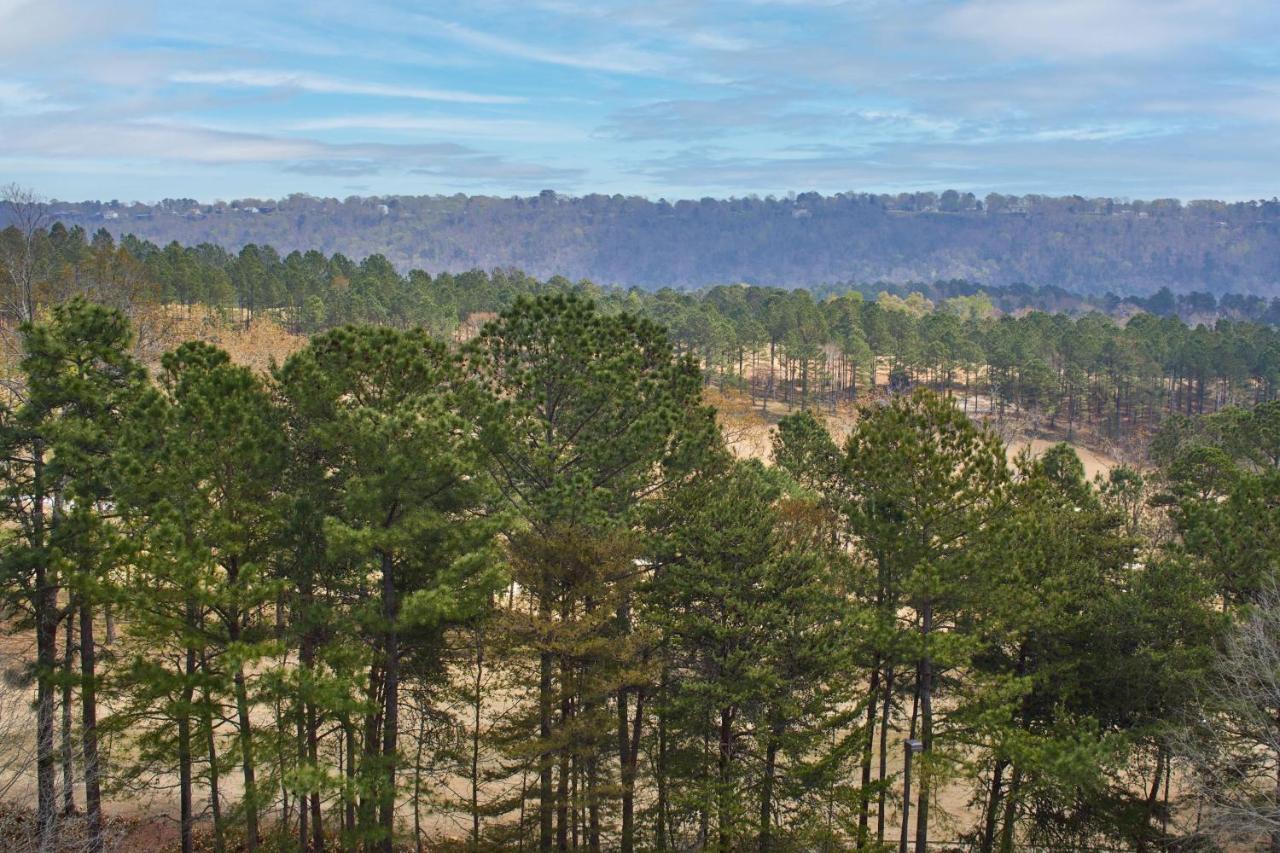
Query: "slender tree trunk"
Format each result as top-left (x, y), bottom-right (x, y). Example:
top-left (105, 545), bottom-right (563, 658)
top-left (30, 443), bottom-right (57, 853)
top-left (233, 660), bottom-right (259, 852)
top-left (61, 608), bottom-right (75, 816)
top-left (201, 654), bottom-right (226, 853)
top-left (344, 719), bottom-right (357, 850)
top-left (539, 589), bottom-right (554, 853)
top-left (980, 758), bottom-right (1007, 853)
top-left (857, 659), bottom-right (881, 847)
top-left (557, 687), bottom-right (570, 852)
top-left (877, 665), bottom-right (894, 844)
top-left (298, 712), bottom-right (309, 853)
top-left (379, 551), bottom-right (400, 853)
top-left (998, 766), bottom-right (1021, 853)
top-left (472, 627), bottom-right (484, 849)
top-left (900, 663), bottom-right (920, 853)
top-left (36, 579), bottom-right (58, 849)
top-left (759, 719), bottom-right (782, 851)
top-left (179, 635), bottom-right (196, 853)
top-left (79, 602), bottom-right (103, 853)
top-left (36, 604), bottom-right (57, 850)
top-left (586, 750), bottom-right (601, 853)
top-left (621, 687), bottom-right (644, 852)
top-left (360, 663), bottom-right (383, 842)
top-left (413, 705), bottom-right (425, 853)
top-left (655, 688), bottom-right (670, 853)
top-left (1138, 746), bottom-right (1166, 853)
top-left (618, 686), bottom-right (634, 853)
top-left (617, 591), bottom-right (643, 853)
top-left (1272, 755), bottom-right (1280, 853)
top-left (699, 730), bottom-right (710, 849)
top-left (227, 603), bottom-right (260, 853)
top-left (718, 706), bottom-right (734, 853)
top-left (301, 634), bottom-right (324, 853)
top-left (914, 601), bottom-right (933, 853)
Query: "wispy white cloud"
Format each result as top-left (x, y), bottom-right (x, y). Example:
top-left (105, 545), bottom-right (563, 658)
top-left (416, 15), bottom-right (671, 75)
top-left (289, 113), bottom-right (583, 142)
top-left (0, 116), bottom-right (581, 186)
top-left (940, 0), bottom-right (1256, 61)
top-left (0, 81), bottom-right (67, 115)
top-left (1022, 124), bottom-right (1172, 143)
top-left (0, 0), bottom-right (144, 61)
top-left (171, 70), bottom-right (525, 104)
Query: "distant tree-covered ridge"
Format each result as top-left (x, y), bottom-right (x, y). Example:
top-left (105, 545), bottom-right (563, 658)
top-left (12, 189), bottom-right (1280, 296)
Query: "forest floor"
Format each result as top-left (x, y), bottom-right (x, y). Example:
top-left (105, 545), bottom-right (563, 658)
top-left (707, 385), bottom-right (1125, 478)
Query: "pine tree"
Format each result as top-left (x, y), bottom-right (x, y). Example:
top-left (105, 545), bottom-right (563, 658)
top-left (117, 341), bottom-right (286, 852)
top-left (278, 325), bottom-right (502, 852)
top-left (472, 292), bottom-right (712, 851)
top-left (842, 388), bottom-right (1009, 851)
top-left (0, 298), bottom-right (145, 853)
top-left (648, 458), bottom-right (862, 850)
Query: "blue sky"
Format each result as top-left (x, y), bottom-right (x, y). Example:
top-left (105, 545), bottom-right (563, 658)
top-left (2, 0), bottom-right (1278, 202)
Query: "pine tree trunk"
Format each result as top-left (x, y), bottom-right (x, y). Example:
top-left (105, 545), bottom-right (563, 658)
top-left (557, 687), bottom-right (570, 851)
top-left (586, 751), bottom-right (601, 853)
top-left (472, 627), bottom-right (484, 849)
top-left (379, 550), bottom-right (400, 853)
top-left (539, 590), bottom-right (554, 853)
top-left (876, 666), bottom-right (894, 844)
top-left (718, 707), bottom-right (734, 853)
top-left (201, 653), bottom-right (226, 853)
top-left (900, 668), bottom-right (921, 853)
top-left (617, 592), bottom-right (642, 853)
top-left (79, 602), bottom-right (103, 853)
top-left (298, 713), bottom-right (309, 853)
top-left (655, 693), bottom-right (669, 853)
top-left (35, 454), bottom-right (58, 853)
top-left (998, 766), bottom-right (1021, 853)
top-left (234, 661), bottom-right (259, 851)
top-left (980, 758), bottom-right (1006, 853)
top-left (344, 719), bottom-right (357, 850)
top-left (620, 687), bottom-right (644, 853)
top-left (413, 707), bottom-right (424, 853)
top-left (300, 624), bottom-right (324, 853)
top-left (1137, 746), bottom-right (1165, 853)
top-left (228, 614), bottom-right (259, 853)
top-left (361, 650), bottom-right (384, 838)
top-left (857, 659), bottom-right (881, 846)
top-left (61, 609), bottom-right (75, 816)
top-left (759, 720), bottom-right (782, 850)
top-left (914, 601), bottom-right (934, 853)
top-left (180, 638), bottom-right (196, 853)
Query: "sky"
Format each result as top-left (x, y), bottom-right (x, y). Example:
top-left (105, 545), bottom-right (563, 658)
top-left (2, 0), bottom-right (1279, 203)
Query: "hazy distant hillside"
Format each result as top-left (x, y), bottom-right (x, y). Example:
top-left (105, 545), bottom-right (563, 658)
top-left (25, 191), bottom-right (1280, 295)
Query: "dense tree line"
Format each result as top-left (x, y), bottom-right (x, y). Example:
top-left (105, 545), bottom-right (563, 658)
top-left (2, 290), bottom-right (1279, 852)
top-left (12, 189), bottom-right (1280, 295)
top-left (3, 222), bottom-right (1279, 451)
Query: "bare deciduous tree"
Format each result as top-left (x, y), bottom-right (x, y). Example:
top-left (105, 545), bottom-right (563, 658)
top-left (1180, 582), bottom-right (1280, 852)
top-left (0, 184), bottom-right (48, 325)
